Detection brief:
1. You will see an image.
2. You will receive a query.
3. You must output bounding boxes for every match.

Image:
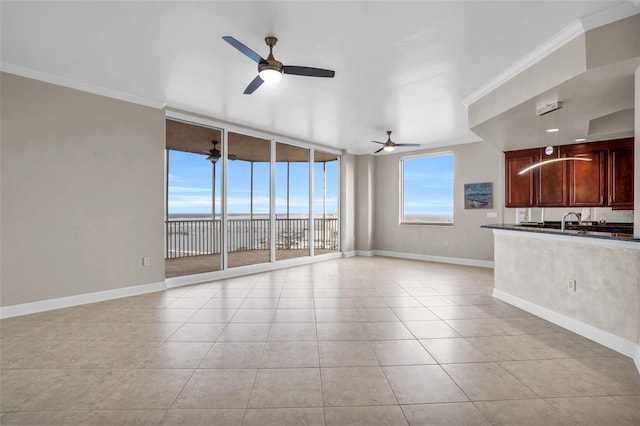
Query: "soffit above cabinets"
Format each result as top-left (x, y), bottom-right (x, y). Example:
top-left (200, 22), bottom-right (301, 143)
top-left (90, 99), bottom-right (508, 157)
top-left (468, 14), bottom-right (640, 152)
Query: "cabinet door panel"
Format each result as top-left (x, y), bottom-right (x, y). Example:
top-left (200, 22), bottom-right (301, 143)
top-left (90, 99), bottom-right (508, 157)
top-left (538, 160), bottom-right (567, 206)
top-left (608, 145), bottom-right (634, 209)
top-left (505, 156), bottom-right (534, 207)
top-left (569, 150), bottom-right (605, 207)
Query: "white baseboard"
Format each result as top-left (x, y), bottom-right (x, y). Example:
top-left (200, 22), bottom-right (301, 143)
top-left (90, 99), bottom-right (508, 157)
top-left (0, 281), bottom-right (166, 319)
top-left (494, 288), bottom-right (640, 372)
top-left (374, 250), bottom-right (494, 268)
top-left (315, 250), bottom-right (491, 270)
top-left (1, 251), bottom-right (492, 319)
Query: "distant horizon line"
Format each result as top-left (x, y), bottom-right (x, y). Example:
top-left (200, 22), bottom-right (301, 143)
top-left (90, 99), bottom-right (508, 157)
top-left (168, 213), bottom-right (339, 217)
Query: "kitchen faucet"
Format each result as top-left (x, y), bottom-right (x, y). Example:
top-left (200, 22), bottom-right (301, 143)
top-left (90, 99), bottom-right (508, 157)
top-left (561, 212), bottom-right (582, 232)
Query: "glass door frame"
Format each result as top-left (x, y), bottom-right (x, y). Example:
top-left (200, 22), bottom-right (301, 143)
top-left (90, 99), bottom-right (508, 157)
top-left (165, 109), bottom-right (341, 279)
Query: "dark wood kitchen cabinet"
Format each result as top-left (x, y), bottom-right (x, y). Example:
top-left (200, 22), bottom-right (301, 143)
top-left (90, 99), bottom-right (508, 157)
top-left (567, 145), bottom-right (606, 207)
top-left (537, 152), bottom-right (568, 207)
top-left (505, 148), bottom-right (568, 207)
top-left (505, 149), bottom-right (536, 207)
top-left (504, 138), bottom-right (633, 209)
top-left (607, 139), bottom-right (634, 209)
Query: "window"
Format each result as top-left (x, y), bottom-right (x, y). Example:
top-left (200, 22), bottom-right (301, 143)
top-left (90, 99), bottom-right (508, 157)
top-left (165, 118), bottom-right (342, 278)
top-left (401, 152), bottom-right (454, 225)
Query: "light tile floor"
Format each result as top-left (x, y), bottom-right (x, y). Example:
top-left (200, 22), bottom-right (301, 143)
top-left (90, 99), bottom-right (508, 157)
top-left (1, 256), bottom-right (640, 425)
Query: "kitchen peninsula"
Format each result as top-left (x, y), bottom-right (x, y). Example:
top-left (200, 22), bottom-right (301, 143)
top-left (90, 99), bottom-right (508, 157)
top-left (482, 223), bottom-right (640, 372)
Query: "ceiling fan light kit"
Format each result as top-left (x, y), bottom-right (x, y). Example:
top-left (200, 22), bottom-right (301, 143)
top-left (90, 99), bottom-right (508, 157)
top-left (258, 68), bottom-right (282, 83)
top-left (207, 140), bottom-right (221, 163)
top-left (371, 130), bottom-right (420, 154)
top-left (222, 35), bottom-right (335, 94)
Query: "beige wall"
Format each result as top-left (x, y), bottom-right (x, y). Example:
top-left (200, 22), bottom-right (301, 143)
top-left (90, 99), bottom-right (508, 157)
top-left (586, 14), bottom-right (640, 70)
top-left (370, 141), bottom-right (503, 262)
top-left (339, 152), bottom-right (356, 253)
top-left (1, 73), bottom-right (166, 307)
top-left (354, 155), bottom-right (375, 252)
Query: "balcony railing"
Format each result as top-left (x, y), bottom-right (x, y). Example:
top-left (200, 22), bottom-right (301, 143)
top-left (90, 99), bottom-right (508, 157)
top-left (165, 218), bottom-right (339, 259)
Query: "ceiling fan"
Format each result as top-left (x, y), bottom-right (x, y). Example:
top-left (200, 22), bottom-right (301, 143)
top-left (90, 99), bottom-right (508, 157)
top-left (222, 36), bottom-right (335, 94)
top-left (206, 140), bottom-right (237, 164)
top-left (371, 131), bottom-right (420, 153)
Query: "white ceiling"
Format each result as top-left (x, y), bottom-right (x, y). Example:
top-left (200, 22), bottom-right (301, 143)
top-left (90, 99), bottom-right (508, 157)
top-left (1, 1), bottom-right (636, 154)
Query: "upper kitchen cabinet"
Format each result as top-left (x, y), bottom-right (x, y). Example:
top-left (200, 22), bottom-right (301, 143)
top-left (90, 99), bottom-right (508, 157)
top-left (607, 138), bottom-right (634, 209)
top-left (504, 138), bottom-right (634, 209)
top-left (538, 148), bottom-right (568, 207)
top-left (566, 144), bottom-right (606, 207)
top-left (504, 147), bottom-right (568, 208)
top-left (505, 149), bottom-right (536, 207)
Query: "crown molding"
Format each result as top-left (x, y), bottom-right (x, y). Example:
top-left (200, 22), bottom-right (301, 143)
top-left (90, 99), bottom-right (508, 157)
top-left (462, 19), bottom-right (584, 107)
top-left (581, 1), bottom-right (640, 31)
top-left (0, 63), bottom-right (166, 109)
top-left (463, 4), bottom-right (640, 107)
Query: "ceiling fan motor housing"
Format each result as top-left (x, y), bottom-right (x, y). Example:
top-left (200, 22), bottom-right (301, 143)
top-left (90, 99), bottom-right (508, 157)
top-left (260, 37), bottom-right (283, 75)
top-left (258, 59), bottom-right (283, 74)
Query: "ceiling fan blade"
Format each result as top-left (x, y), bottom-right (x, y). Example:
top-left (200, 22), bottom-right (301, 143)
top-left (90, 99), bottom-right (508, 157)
top-left (374, 147), bottom-right (385, 154)
top-left (283, 66), bottom-right (335, 78)
top-left (395, 143), bottom-right (421, 147)
top-left (243, 75), bottom-right (264, 94)
top-left (371, 141), bottom-right (385, 145)
top-left (222, 36), bottom-right (264, 64)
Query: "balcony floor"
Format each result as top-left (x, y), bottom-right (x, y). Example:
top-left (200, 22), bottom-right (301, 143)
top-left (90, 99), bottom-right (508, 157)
top-left (165, 249), bottom-right (336, 278)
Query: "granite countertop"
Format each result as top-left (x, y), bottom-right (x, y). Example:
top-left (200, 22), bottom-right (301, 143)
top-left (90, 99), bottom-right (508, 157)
top-left (481, 223), bottom-right (640, 243)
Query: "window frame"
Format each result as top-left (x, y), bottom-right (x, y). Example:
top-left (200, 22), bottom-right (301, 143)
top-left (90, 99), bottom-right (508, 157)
top-left (164, 111), bottom-right (343, 279)
top-left (400, 151), bottom-right (454, 226)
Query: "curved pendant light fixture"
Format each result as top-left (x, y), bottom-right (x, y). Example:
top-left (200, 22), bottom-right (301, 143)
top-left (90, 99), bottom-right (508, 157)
top-left (518, 155), bottom-right (592, 175)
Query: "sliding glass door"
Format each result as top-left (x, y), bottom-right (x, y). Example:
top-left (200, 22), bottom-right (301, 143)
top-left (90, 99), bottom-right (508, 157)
top-left (314, 151), bottom-right (340, 254)
top-left (165, 118), bottom-right (340, 278)
top-left (227, 132), bottom-right (271, 268)
top-left (165, 120), bottom-right (222, 277)
top-left (276, 143), bottom-right (310, 261)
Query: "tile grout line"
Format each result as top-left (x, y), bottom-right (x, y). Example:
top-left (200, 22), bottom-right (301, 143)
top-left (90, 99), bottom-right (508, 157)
top-left (156, 287), bottom-right (232, 423)
top-left (162, 276), bottom-right (258, 421)
top-left (311, 286), bottom-right (329, 426)
top-left (239, 276), bottom-right (284, 426)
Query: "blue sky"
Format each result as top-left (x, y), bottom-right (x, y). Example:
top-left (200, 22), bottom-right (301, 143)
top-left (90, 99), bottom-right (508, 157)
top-left (168, 150), bottom-right (338, 215)
top-left (402, 154), bottom-right (454, 215)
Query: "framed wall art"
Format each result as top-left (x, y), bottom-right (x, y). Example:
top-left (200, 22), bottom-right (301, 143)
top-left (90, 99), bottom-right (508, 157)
top-left (464, 182), bottom-right (493, 209)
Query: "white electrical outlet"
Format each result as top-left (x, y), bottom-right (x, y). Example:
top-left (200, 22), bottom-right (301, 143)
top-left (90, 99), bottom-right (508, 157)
top-left (568, 279), bottom-right (576, 292)
top-left (142, 257), bottom-right (151, 266)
